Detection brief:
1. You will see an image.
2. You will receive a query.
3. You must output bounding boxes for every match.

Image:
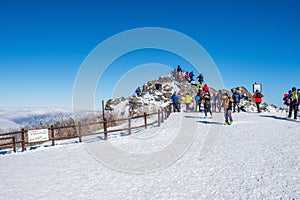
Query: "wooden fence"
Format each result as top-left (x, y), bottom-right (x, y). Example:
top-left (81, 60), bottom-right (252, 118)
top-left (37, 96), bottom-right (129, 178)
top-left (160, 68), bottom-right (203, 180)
top-left (0, 104), bottom-right (173, 154)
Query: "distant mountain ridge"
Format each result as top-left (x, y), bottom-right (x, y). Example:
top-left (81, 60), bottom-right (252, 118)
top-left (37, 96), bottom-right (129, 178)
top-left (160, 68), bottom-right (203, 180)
top-left (0, 108), bottom-right (73, 132)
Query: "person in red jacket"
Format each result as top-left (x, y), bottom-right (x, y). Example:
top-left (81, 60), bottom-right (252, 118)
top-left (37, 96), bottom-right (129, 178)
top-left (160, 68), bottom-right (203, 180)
top-left (203, 84), bottom-right (209, 92)
top-left (252, 90), bottom-right (264, 113)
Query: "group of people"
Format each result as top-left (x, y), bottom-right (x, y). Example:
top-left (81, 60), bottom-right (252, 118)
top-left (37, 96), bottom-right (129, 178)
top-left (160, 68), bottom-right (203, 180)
top-left (183, 90), bottom-right (213, 118)
top-left (172, 89), bottom-right (265, 125)
top-left (171, 71), bottom-right (269, 125)
top-left (171, 64), bottom-right (270, 124)
top-left (283, 87), bottom-right (300, 120)
top-left (172, 65), bottom-right (205, 86)
top-left (171, 91), bottom-right (235, 124)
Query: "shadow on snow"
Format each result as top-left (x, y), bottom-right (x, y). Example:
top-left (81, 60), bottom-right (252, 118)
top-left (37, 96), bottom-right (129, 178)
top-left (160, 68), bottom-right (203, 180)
top-left (197, 120), bottom-right (224, 125)
top-left (259, 115), bottom-right (299, 123)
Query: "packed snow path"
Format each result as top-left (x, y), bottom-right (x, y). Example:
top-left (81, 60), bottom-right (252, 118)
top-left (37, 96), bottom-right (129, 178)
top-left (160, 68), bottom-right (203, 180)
top-left (1, 111), bottom-right (299, 199)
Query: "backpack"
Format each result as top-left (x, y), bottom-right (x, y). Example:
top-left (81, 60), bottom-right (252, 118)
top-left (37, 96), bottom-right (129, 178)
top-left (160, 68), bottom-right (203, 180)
top-left (290, 91), bottom-right (298, 103)
top-left (256, 93), bottom-right (261, 98)
top-left (283, 94), bottom-right (290, 105)
top-left (233, 93), bottom-right (240, 102)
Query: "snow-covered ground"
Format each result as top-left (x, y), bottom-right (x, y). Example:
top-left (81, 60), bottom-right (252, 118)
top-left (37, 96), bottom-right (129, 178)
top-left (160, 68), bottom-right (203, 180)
top-left (0, 110), bottom-right (299, 199)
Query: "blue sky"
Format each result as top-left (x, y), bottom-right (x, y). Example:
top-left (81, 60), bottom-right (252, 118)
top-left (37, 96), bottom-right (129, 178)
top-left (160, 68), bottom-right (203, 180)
top-left (0, 0), bottom-right (299, 108)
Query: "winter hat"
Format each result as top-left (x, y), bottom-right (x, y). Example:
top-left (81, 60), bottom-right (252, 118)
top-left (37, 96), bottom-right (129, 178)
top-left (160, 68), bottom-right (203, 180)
top-left (292, 87), bottom-right (296, 91)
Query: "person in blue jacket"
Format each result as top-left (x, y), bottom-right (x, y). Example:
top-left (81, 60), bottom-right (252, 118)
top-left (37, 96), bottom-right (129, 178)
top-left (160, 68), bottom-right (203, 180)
top-left (232, 89), bottom-right (241, 113)
top-left (135, 87), bottom-right (141, 96)
top-left (171, 92), bottom-right (180, 112)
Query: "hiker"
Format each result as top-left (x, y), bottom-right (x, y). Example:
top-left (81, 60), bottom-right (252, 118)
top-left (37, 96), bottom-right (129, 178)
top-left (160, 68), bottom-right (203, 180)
top-left (211, 93), bottom-right (217, 112)
top-left (184, 93), bottom-right (192, 112)
top-left (203, 84), bottom-right (209, 92)
top-left (195, 92), bottom-right (202, 112)
top-left (232, 89), bottom-right (241, 113)
top-left (171, 92), bottom-right (180, 112)
top-left (177, 65), bottom-right (183, 73)
top-left (197, 73), bottom-right (204, 84)
top-left (298, 89), bottom-right (300, 105)
top-left (287, 87), bottom-right (298, 120)
top-left (178, 71), bottom-right (184, 82)
top-left (298, 89), bottom-right (300, 114)
top-left (252, 90), bottom-right (264, 113)
top-left (189, 71), bottom-right (195, 83)
top-left (223, 93), bottom-right (234, 125)
top-left (216, 90), bottom-right (223, 112)
top-left (135, 87), bottom-right (141, 96)
top-left (203, 91), bottom-right (212, 118)
top-left (197, 83), bottom-right (203, 90)
top-left (185, 72), bottom-right (189, 82)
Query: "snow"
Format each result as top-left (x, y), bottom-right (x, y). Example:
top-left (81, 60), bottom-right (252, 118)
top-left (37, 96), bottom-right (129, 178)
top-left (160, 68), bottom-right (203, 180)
top-left (109, 100), bottom-right (130, 117)
top-left (0, 110), bottom-right (299, 199)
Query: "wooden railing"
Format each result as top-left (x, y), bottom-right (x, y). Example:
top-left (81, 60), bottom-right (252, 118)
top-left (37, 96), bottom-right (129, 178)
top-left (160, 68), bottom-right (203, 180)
top-left (0, 104), bottom-right (173, 154)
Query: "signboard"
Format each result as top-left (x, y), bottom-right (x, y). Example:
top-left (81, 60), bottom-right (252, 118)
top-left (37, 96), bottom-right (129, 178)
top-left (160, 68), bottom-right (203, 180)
top-left (253, 82), bottom-right (262, 93)
top-left (28, 129), bottom-right (49, 143)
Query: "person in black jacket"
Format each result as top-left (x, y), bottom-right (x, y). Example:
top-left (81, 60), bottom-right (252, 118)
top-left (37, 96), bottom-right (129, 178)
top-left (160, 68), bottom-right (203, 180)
top-left (189, 71), bottom-right (194, 83)
top-left (177, 65), bottom-right (183, 72)
top-left (287, 87), bottom-right (298, 120)
top-left (197, 73), bottom-right (204, 84)
top-left (203, 91), bottom-right (212, 118)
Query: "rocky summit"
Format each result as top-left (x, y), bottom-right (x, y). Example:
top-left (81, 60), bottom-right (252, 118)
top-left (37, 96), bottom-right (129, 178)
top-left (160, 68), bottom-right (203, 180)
top-left (104, 73), bottom-right (260, 117)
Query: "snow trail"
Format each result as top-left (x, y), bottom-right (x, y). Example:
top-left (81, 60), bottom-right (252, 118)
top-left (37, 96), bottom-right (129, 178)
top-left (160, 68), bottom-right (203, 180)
top-left (0, 111), bottom-right (299, 199)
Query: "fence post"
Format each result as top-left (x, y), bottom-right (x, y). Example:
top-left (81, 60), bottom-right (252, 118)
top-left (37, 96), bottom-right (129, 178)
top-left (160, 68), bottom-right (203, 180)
top-left (165, 107), bottom-right (168, 119)
top-left (12, 136), bottom-right (16, 153)
top-left (78, 122), bottom-right (82, 143)
top-left (21, 128), bottom-right (25, 152)
top-left (144, 112), bottom-right (147, 129)
top-left (158, 110), bottom-right (161, 127)
top-left (128, 118), bottom-right (131, 135)
top-left (165, 108), bottom-right (167, 120)
top-left (103, 118), bottom-right (108, 140)
top-left (51, 125), bottom-right (55, 146)
top-left (102, 100), bottom-right (106, 121)
top-left (167, 107), bottom-right (169, 118)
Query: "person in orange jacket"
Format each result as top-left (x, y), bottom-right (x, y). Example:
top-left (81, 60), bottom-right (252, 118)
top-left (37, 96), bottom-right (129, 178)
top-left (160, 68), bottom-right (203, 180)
top-left (252, 90), bottom-right (264, 113)
top-left (223, 93), bottom-right (234, 125)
